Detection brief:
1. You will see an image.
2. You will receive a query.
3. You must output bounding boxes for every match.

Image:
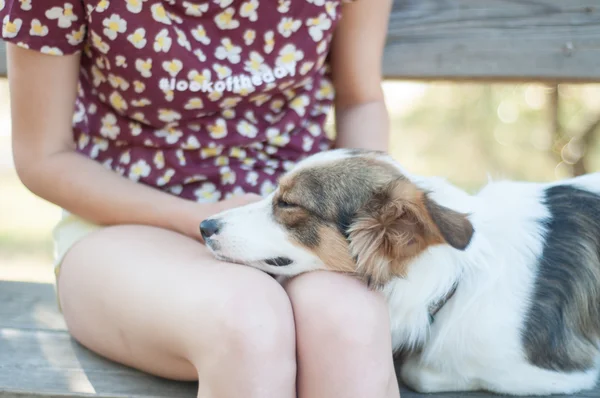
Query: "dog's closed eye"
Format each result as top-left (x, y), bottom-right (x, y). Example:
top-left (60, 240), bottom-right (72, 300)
top-left (277, 198), bottom-right (298, 209)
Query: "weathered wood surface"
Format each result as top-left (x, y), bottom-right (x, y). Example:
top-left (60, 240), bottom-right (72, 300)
top-left (2, 280), bottom-right (600, 397)
top-left (383, 0), bottom-right (600, 82)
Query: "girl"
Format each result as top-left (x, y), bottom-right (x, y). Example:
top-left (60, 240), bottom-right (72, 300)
top-left (2, 0), bottom-right (397, 396)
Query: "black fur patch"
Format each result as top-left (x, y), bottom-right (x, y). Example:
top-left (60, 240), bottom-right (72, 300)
top-left (522, 185), bottom-right (600, 372)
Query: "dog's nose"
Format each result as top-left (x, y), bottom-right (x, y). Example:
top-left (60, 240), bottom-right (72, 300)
top-left (200, 219), bottom-right (221, 240)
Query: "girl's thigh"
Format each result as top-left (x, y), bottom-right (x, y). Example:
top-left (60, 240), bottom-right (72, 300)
top-left (57, 224), bottom-right (295, 381)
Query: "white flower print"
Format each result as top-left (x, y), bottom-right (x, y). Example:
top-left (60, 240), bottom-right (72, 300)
top-left (317, 40), bottom-right (328, 54)
top-left (108, 74), bottom-right (130, 90)
top-left (188, 68), bottom-right (211, 86)
top-left (200, 143), bottom-right (223, 159)
top-left (325, 1), bottom-right (337, 19)
top-left (225, 186), bottom-right (246, 200)
top-left (175, 149), bottom-right (186, 165)
top-left (135, 58), bottom-right (152, 77)
top-left (162, 59), bottom-right (183, 77)
top-left (29, 19), bottom-right (48, 36)
top-left (214, 7), bottom-right (239, 30)
top-left (183, 1), bottom-right (208, 16)
top-left (132, 98), bottom-right (151, 107)
top-left (220, 166), bottom-right (236, 185)
top-left (126, 0), bottom-right (147, 13)
top-left (307, 0), bottom-right (325, 5)
top-left (174, 27), bottom-right (191, 50)
top-left (194, 182), bottom-right (221, 203)
top-left (241, 29), bottom-right (255, 46)
top-left (277, 0), bottom-right (290, 13)
top-left (270, 99), bottom-right (284, 113)
top-left (215, 38), bottom-right (242, 64)
top-left (244, 110), bottom-right (257, 124)
top-left (299, 61), bottom-right (314, 76)
top-left (213, 63), bottom-right (232, 80)
top-left (208, 118), bottom-right (228, 139)
top-left (153, 150), bottom-right (165, 169)
top-left (91, 31), bottom-right (110, 53)
top-left (222, 109), bottom-right (236, 119)
top-left (158, 109), bottom-right (182, 123)
top-left (2, 16), bottom-right (22, 39)
top-left (19, 0), bottom-right (32, 11)
top-left (157, 169), bottom-right (176, 186)
top-left (129, 122), bottom-right (142, 136)
top-left (229, 147), bottom-right (247, 160)
top-left (167, 11), bottom-right (183, 24)
top-left (41, 46), bottom-right (64, 55)
top-left (182, 136), bottom-right (200, 149)
top-left (236, 120), bottom-right (258, 138)
top-left (168, 185), bottom-right (183, 195)
top-left (239, 0), bottom-right (258, 22)
top-left (191, 24), bottom-right (210, 45)
top-left (100, 113), bottom-right (120, 139)
top-left (127, 28), bottom-right (147, 49)
top-left (302, 136), bottom-right (314, 152)
top-left (78, 133), bottom-right (90, 150)
top-left (194, 49), bottom-right (207, 62)
top-left (215, 0), bottom-right (233, 8)
top-left (185, 98), bottom-right (204, 110)
top-left (151, 3), bottom-right (171, 24)
top-left (117, 55), bottom-right (127, 66)
top-left (249, 93), bottom-right (271, 107)
top-left (67, 24), bottom-right (86, 46)
top-left (221, 96), bottom-right (242, 109)
top-left (243, 51), bottom-right (265, 75)
top-left (119, 150), bottom-right (131, 164)
top-left (264, 30), bottom-right (274, 54)
top-left (278, 17), bottom-right (301, 38)
top-left (90, 137), bottom-right (109, 159)
top-left (283, 160), bottom-right (296, 171)
top-left (155, 127), bottom-right (182, 144)
top-left (246, 171), bottom-right (258, 186)
top-left (276, 44), bottom-right (304, 72)
top-left (128, 159), bottom-right (151, 182)
top-left (289, 94), bottom-right (310, 116)
top-left (266, 128), bottom-right (290, 147)
top-left (260, 180), bottom-right (276, 196)
top-left (109, 91), bottom-right (128, 112)
top-left (208, 90), bottom-right (223, 102)
top-left (154, 29), bottom-right (172, 52)
top-left (45, 3), bottom-right (79, 29)
top-left (316, 80), bottom-right (334, 100)
top-left (96, 0), bottom-right (110, 12)
top-left (306, 13), bottom-right (331, 42)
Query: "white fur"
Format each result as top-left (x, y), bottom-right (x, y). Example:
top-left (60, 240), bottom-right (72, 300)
top-left (205, 149), bottom-right (600, 395)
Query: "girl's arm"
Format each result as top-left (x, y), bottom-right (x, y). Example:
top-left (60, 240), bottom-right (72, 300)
top-left (329, 0), bottom-right (393, 152)
top-left (8, 44), bottom-right (256, 242)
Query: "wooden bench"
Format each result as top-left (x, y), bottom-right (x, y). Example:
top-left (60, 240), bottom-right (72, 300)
top-left (2, 0), bottom-right (600, 397)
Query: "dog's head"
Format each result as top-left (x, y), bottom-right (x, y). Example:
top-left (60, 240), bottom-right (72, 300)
top-left (201, 149), bottom-right (474, 288)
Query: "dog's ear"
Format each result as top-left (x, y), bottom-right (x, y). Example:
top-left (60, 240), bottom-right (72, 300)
top-left (347, 178), bottom-right (474, 288)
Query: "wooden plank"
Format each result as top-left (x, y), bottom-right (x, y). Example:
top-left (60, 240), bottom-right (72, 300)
top-left (383, 0), bottom-right (600, 82)
top-left (0, 281), bottom-right (66, 331)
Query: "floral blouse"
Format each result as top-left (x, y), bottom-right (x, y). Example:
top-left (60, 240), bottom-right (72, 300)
top-left (0, 0), bottom-right (345, 202)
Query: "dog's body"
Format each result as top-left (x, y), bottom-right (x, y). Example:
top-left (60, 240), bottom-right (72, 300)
top-left (201, 149), bottom-right (600, 396)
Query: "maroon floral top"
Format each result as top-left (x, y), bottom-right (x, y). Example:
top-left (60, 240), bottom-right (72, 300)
top-left (0, 0), bottom-right (345, 202)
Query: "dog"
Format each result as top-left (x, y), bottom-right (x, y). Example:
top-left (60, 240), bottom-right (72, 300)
top-left (200, 148), bottom-right (600, 396)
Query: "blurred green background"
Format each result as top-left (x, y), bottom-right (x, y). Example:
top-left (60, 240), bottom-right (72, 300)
top-left (1, 78), bottom-right (599, 283)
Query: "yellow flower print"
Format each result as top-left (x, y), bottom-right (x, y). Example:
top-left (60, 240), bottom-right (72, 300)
top-left (29, 19), bottom-right (48, 36)
top-left (278, 80), bottom-right (294, 91)
top-left (135, 58), bottom-right (152, 78)
top-left (109, 91), bottom-right (128, 112)
top-left (316, 80), bottom-right (334, 101)
top-left (283, 88), bottom-right (296, 101)
top-left (158, 109), bottom-right (182, 123)
top-left (213, 63), bottom-right (232, 80)
top-left (276, 44), bottom-right (304, 72)
top-left (242, 158), bottom-right (256, 168)
top-left (194, 182), bottom-right (221, 203)
top-left (222, 109), bottom-right (236, 119)
top-left (16, 42), bottom-right (30, 50)
top-left (90, 137), bottom-right (109, 159)
top-left (246, 171), bottom-right (258, 186)
top-left (244, 110), bottom-right (257, 124)
top-left (108, 74), bottom-right (130, 90)
top-left (264, 31), bottom-right (274, 54)
top-left (194, 49), bottom-right (207, 62)
top-left (214, 7), bottom-right (240, 30)
top-left (260, 180), bottom-right (276, 196)
top-left (191, 24), bottom-right (210, 45)
top-left (215, 38), bottom-right (242, 64)
top-left (306, 13), bottom-right (332, 42)
top-left (278, 17), bottom-right (301, 38)
top-left (220, 166), bottom-right (236, 185)
top-left (162, 59), bottom-right (183, 77)
top-left (299, 61), bottom-right (314, 76)
top-left (270, 99), bottom-right (284, 113)
top-left (220, 96), bottom-right (242, 109)
top-left (164, 90), bottom-right (174, 102)
top-left (317, 40), bottom-right (328, 54)
top-left (200, 143), bottom-right (223, 159)
top-left (236, 120), bottom-right (258, 138)
top-left (19, 0), bottom-right (32, 11)
top-left (157, 169), bottom-right (175, 186)
top-left (229, 147), bottom-right (247, 160)
top-left (167, 11), bottom-right (183, 24)
top-left (127, 28), bottom-right (147, 49)
top-left (184, 98), bottom-right (204, 110)
top-left (154, 28), bottom-right (172, 52)
top-left (67, 24), bottom-right (86, 46)
top-left (182, 135), bottom-right (200, 149)
top-left (168, 185), bottom-right (183, 195)
top-left (151, 3), bottom-right (171, 24)
top-left (208, 90), bottom-right (223, 102)
top-left (131, 112), bottom-right (148, 124)
top-left (188, 124), bottom-right (201, 132)
top-left (45, 3), bottom-right (79, 28)
top-left (215, 0), bottom-right (233, 8)
top-left (239, 0), bottom-right (258, 22)
top-left (155, 127), bottom-right (183, 144)
top-left (174, 27), bottom-right (191, 50)
top-left (243, 51), bottom-right (264, 74)
top-left (277, 0), bottom-right (290, 13)
top-left (249, 93), bottom-right (271, 106)
top-left (119, 150), bottom-right (131, 164)
top-left (78, 133), bottom-right (90, 150)
top-left (132, 98), bottom-right (151, 107)
top-left (100, 113), bottom-right (120, 139)
top-left (307, 0), bottom-right (325, 5)
top-left (128, 159), bottom-right (151, 182)
top-left (175, 149), bottom-right (186, 165)
top-left (2, 16), bottom-right (22, 39)
top-left (266, 128), bottom-right (290, 147)
top-left (129, 121), bottom-right (142, 136)
top-left (96, 0), bottom-right (110, 12)
top-left (41, 46), bottom-right (64, 55)
top-left (215, 156), bottom-right (229, 167)
top-left (88, 104), bottom-right (98, 114)
top-left (91, 31), bottom-right (110, 54)
top-left (325, 1), bottom-right (337, 18)
top-left (183, 1), bottom-right (208, 16)
top-left (188, 68), bottom-right (211, 86)
top-left (243, 29), bottom-right (255, 45)
top-left (289, 94), bottom-right (310, 117)
top-left (208, 118), bottom-right (228, 139)
top-left (103, 14), bottom-right (127, 40)
top-left (126, 0), bottom-right (147, 13)
top-left (153, 150), bottom-right (165, 169)
top-left (116, 55), bottom-right (127, 67)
